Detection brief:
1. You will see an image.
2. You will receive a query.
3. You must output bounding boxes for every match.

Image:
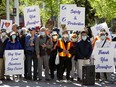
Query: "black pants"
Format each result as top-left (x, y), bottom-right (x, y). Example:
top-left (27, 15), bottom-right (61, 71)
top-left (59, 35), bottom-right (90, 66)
top-left (49, 56), bottom-right (56, 79)
top-left (25, 51), bottom-right (38, 80)
top-left (57, 57), bottom-right (72, 80)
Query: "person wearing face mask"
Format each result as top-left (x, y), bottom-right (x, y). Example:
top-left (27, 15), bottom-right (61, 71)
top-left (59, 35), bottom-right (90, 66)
top-left (35, 27), bottom-right (53, 81)
top-left (76, 31), bottom-right (92, 82)
top-left (93, 32), bottom-right (113, 84)
top-left (92, 29), bottom-right (110, 48)
top-left (70, 33), bottom-right (78, 81)
top-left (49, 31), bottom-right (58, 80)
top-left (0, 29), bottom-right (9, 81)
top-left (25, 27), bottom-right (38, 81)
top-left (5, 32), bottom-right (22, 50)
top-left (5, 31), bottom-right (22, 81)
top-left (11, 23), bottom-right (20, 40)
top-left (57, 30), bottom-right (73, 82)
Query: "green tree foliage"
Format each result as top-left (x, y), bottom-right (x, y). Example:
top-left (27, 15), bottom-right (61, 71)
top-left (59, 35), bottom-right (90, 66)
top-left (88, 0), bottom-right (116, 23)
top-left (1, 0), bottom-right (116, 26)
top-left (0, 0), bottom-right (6, 17)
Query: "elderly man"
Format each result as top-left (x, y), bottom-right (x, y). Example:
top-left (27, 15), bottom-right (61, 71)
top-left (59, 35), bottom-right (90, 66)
top-left (25, 27), bottom-right (38, 81)
top-left (76, 31), bottom-right (92, 82)
top-left (57, 30), bottom-right (74, 82)
top-left (35, 27), bottom-right (53, 81)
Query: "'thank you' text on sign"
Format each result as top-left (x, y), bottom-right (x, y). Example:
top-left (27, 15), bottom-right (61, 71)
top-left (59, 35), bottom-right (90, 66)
top-left (24, 6), bottom-right (40, 28)
top-left (5, 50), bottom-right (24, 75)
top-left (94, 48), bottom-right (115, 72)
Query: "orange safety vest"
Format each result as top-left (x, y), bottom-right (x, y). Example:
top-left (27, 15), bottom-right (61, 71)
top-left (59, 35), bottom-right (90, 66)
top-left (58, 40), bottom-right (72, 58)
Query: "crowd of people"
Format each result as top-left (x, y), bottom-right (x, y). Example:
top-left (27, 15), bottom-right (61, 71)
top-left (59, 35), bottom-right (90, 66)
top-left (0, 23), bottom-right (116, 84)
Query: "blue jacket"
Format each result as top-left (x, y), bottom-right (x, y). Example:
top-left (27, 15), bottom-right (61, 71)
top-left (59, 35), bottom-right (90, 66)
top-left (75, 39), bottom-right (92, 60)
top-left (25, 34), bottom-right (37, 52)
top-left (5, 40), bottom-right (22, 50)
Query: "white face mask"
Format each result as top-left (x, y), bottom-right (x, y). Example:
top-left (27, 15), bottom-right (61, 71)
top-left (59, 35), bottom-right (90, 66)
top-left (72, 38), bottom-right (77, 42)
top-left (40, 32), bottom-right (45, 36)
top-left (12, 35), bottom-right (17, 40)
top-left (82, 36), bottom-right (87, 41)
top-left (53, 36), bottom-right (58, 39)
top-left (1, 32), bottom-right (6, 37)
top-left (63, 34), bottom-right (69, 38)
top-left (100, 35), bottom-right (106, 40)
top-left (18, 29), bottom-right (22, 34)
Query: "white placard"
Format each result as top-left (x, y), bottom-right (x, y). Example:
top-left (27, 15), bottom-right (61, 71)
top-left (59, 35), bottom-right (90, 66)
top-left (5, 50), bottom-right (24, 75)
top-left (0, 20), bottom-right (12, 33)
top-left (24, 6), bottom-right (40, 28)
top-left (66, 5), bottom-right (85, 31)
top-left (111, 42), bottom-right (116, 65)
top-left (60, 4), bottom-right (67, 24)
top-left (94, 48), bottom-right (115, 72)
top-left (91, 22), bottom-right (111, 40)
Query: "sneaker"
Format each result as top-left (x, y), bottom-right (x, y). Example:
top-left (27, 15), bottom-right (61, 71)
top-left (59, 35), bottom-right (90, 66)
top-left (0, 80), bottom-right (2, 84)
top-left (99, 80), bottom-right (105, 85)
top-left (56, 80), bottom-right (63, 83)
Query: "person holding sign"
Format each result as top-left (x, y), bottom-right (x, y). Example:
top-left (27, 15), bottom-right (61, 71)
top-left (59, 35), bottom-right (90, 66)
top-left (94, 32), bottom-right (113, 84)
top-left (92, 29), bottom-right (110, 48)
top-left (5, 31), bottom-right (22, 81)
top-left (76, 31), bottom-right (92, 82)
top-left (5, 32), bottom-right (22, 50)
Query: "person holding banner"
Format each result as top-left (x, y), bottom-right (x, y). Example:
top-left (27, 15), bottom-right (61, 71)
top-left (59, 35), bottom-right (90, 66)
top-left (5, 31), bottom-right (22, 50)
top-left (76, 31), bottom-right (92, 82)
top-left (25, 27), bottom-right (38, 81)
top-left (35, 27), bottom-right (53, 81)
top-left (5, 31), bottom-right (22, 81)
top-left (0, 29), bottom-right (9, 80)
top-left (94, 32), bottom-right (113, 84)
top-left (92, 29), bottom-right (110, 48)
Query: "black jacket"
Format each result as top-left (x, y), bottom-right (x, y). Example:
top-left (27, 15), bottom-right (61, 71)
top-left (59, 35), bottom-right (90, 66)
top-left (75, 39), bottom-right (92, 60)
top-left (0, 38), bottom-right (9, 58)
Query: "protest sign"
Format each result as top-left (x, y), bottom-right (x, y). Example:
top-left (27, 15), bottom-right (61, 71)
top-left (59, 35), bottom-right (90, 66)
top-left (24, 6), bottom-right (40, 28)
top-left (0, 20), bottom-right (12, 33)
top-left (111, 42), bottom-right (116, 65)
top-left (94, 48), bottom-right (115, 72)
top-left (91, 22), bottom-right (111, 40)
top-left (66, 5), bottom-right (85, 31)
top-left (60, 4), bottom-right (67, 24)
top-left (5, 50), bottom-right (24, 75)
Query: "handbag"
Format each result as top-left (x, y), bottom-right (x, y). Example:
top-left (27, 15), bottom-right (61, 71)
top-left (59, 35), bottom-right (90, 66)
top-left (55, 54), bottom-right (59, 65)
